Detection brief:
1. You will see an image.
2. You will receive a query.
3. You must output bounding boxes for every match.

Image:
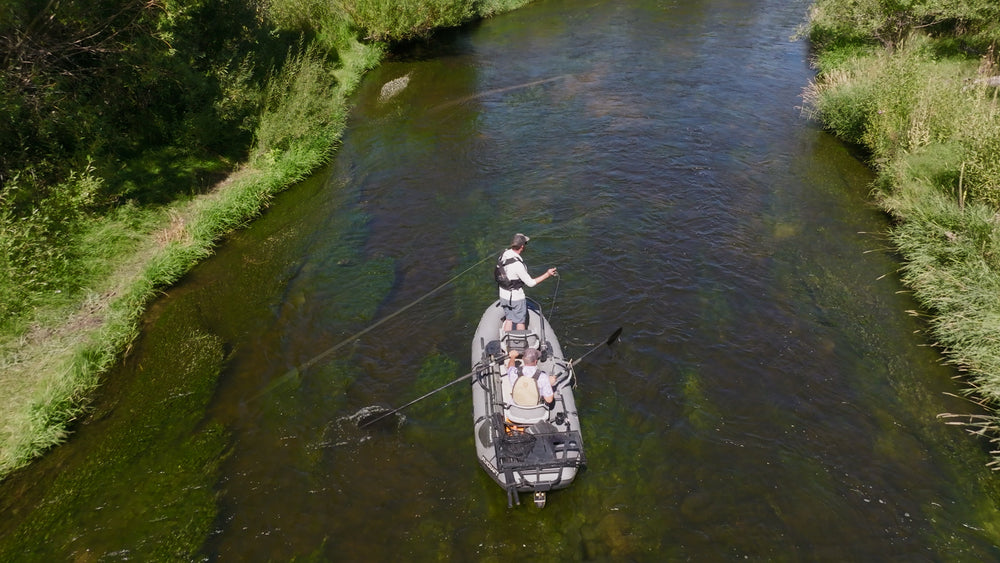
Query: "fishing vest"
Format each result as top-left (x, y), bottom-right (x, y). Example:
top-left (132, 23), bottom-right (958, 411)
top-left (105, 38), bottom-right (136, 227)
top-left (495, 255), bottom-right (525, 291)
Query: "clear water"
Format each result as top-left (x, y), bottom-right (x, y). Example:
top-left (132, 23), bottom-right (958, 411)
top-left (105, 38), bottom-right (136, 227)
top-left (2, 0), bottom-right (999, 560)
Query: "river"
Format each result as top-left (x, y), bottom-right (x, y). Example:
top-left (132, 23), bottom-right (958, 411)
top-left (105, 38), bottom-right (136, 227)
top-left (2, 0), bottom-right (999, 560)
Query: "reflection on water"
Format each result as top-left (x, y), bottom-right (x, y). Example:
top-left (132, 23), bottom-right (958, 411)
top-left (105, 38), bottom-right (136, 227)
top-left (3, 0), bottom-right (1000, 560)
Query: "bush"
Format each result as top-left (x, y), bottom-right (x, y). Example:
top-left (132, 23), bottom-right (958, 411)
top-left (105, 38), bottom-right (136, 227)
top-left (957, 84), bottom-right (1000, 206)
top-left (0, 168), bottom-right (101, 326)
top-left (252, 44), bottom-right (347, 161)
top-left (334, 0), bottom-right (475, 41)
top-left (805, 32), bottom-right (1000, 206)
top-left (807, 0), bottom-right (1000, 53)
top-left (802, 65), bottom-right (879, 146)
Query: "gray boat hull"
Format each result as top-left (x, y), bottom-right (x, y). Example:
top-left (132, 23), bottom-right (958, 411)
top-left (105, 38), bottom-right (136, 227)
top-left (470, 299), bottom-right (586, 507)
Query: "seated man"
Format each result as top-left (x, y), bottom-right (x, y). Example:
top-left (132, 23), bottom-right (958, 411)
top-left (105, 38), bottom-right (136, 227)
top-left (505, 347), bottom-right (557, 409)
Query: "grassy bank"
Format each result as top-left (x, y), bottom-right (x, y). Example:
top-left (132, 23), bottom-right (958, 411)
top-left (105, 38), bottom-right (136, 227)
top-left (0, 0), bottom-right (532, 479)
top-left (801, 1), bottom-right (1000, 461)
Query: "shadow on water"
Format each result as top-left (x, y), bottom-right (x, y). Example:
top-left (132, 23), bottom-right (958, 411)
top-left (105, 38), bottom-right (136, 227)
top-left (2, 0), bottom-right (1000, 560)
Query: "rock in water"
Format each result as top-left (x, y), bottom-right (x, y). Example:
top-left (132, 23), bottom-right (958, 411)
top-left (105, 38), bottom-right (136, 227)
top-left (379, 73), bottom-right (411, 103)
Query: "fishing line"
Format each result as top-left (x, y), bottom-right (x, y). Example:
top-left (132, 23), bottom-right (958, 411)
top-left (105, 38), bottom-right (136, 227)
top-left (431, 74), bottom-right (572, 112)
top-left (294, 252), bottom-right (495, 375)
top-left (252, 206), bottom-right (612, 402)
top-left (547, 271), bottom-right (561, 324)
top-left (247, 253), bottom-right (496, 403)
top-left (292, 210), bottom-right (606, 376)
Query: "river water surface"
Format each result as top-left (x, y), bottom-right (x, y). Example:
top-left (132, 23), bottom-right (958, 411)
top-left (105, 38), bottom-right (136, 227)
top-left (4, 0), bottom-right (1000, 560)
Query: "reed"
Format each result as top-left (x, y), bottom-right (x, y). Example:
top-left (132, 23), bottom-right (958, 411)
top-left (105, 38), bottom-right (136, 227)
top-left (803, 0), bottom-right (1000, 466)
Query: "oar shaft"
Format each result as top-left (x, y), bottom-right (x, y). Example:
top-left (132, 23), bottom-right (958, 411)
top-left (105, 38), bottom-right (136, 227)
top-left (570, 326), bottom-right (623, 366)
top-left (360, 369), bottom-right (477, 428)
top-left (362, 327), bottom-right (621, 428)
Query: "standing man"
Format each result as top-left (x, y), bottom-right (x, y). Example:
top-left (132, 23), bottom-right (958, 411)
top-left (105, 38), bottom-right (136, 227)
top-left (497, 233), bottom-right (557, 331)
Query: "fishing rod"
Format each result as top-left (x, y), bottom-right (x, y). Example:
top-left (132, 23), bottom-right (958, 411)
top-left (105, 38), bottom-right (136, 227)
top-left (246, 252), bottom-right (495, 402)
top-left (253, 210), bottom-right (611, 402)
top-left (359, 326), bottom-right (622, 429)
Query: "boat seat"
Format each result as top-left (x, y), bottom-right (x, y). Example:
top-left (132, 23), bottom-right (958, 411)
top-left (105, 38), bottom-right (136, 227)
top-left (506, 404), bottom-right (550, 425)
top-left (500, 329), bottom-right (540, 354)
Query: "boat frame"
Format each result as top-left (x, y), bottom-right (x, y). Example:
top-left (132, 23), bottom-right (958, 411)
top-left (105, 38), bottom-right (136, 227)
top-left (470, 298), bottom-right (586, 508)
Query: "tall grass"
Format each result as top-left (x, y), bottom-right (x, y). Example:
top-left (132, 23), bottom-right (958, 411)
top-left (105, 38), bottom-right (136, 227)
top-left (334, 0), bottom-right (475, 41)
top-left (0, 167), bottom-right (101, 327)
top-left (804, 2), bottom-right (1000, 464)
top-left (252, 44), bottom-right (347, 163)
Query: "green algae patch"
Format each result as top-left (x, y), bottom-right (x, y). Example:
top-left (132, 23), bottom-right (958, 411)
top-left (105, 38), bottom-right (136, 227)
top-left (0, 316), bottom-right (230, 560)
top-left (409, 351), bottom-right (462, 421)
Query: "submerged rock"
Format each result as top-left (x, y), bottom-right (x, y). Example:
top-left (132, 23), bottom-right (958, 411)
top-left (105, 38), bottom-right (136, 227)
top-left (379, 73), bottom-right (412, 103)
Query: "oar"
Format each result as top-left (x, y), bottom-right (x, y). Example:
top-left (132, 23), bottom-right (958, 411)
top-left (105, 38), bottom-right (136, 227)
top-left (359, 369), bottom-right (480, 428)
top-left (552, 326), bottom-right (622, 391)
top-left (360, 326), bottom-right (622, 429)
top-left (569, 326), bottom-right (622, 367)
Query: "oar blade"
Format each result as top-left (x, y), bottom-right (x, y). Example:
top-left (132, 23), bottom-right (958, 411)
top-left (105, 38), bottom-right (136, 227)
top-left (571, 327), bottom-right (624, 367)
top-left (607, 327), bottom-right (623, 346)
top-left (357, 406), bottom-right (404, 429)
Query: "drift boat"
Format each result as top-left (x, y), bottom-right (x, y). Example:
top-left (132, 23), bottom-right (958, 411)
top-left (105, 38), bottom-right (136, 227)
top-left (470, 298), bottom-right (586, 508)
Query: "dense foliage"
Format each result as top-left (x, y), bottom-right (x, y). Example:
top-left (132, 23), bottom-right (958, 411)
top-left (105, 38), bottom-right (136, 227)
top-left (0, 0), bottom-right (530, 480)
top-left (1, 0), bottom-right (274, 324)
top-left (803, 0), bottom-right (1000, 446)
top-left (1, 0), bottom-right (275, 200)
top-left (0, 0), bottom-right (517, 327)
top-left (807, 0), bottom-right (1000, 52)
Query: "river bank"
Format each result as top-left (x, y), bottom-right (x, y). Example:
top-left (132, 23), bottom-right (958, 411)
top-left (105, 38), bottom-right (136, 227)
top-left (0, 1), bottom-right (532, 479)
top-left (6, 1), bottom-right (1000, 558)
top-left (802, 2), bottom-right (1000, 460)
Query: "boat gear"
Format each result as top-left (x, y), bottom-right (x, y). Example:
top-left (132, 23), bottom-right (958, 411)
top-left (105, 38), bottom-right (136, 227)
top-left (472, 298), bottom-right (586, 508)
top-left (511, 366), bottom-right (544, 407)
top-left (501, 329), bottom-right (540, 354)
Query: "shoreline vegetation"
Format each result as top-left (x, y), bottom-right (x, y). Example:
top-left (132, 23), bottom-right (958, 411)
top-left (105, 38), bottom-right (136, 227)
top-left (5, 0), bottom-right (1000, 486)
top-left (801, 3), bottom-right (1000, 462)
top-left (0, 0), bottom-right (532, 479)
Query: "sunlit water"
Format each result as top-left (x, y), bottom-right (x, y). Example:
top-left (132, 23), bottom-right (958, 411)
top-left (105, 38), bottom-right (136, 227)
top-left (3, 0), bottom-right (1000, 559)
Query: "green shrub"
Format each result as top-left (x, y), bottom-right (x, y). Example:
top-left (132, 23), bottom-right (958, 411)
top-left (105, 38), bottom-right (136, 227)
top-left (266, 0), bottom-right (332, 31)
top-left (805, 32), bottom-right (1000, 206)
top-left (0, 168), bottom-right (101, 326)
top-left (807, 0), bottom-right (1000, 53)
top-left (957, 86), bottom-right (1000, 206)
top-left (252, 44), bottom-right (347, 162)
top-left (807, 0), bottom-right (916, 51)
top-left (802, 64), bottom-right (879, 146)
top-left (334, 0), bottom-right (475, 41)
